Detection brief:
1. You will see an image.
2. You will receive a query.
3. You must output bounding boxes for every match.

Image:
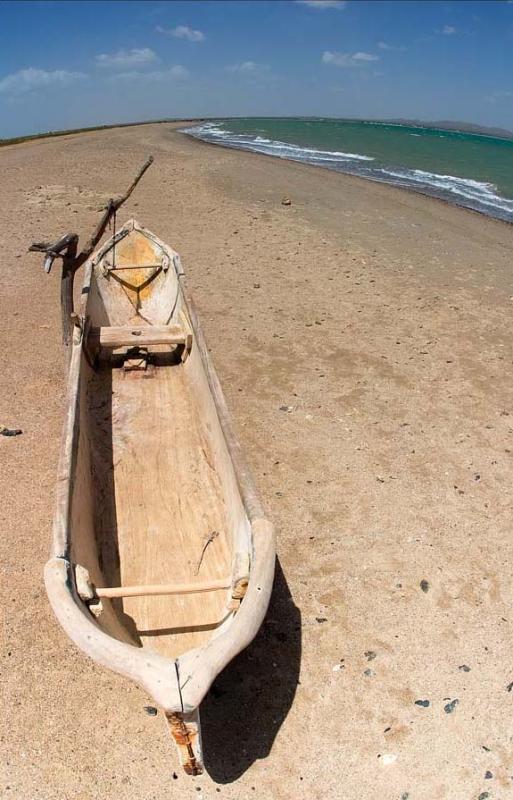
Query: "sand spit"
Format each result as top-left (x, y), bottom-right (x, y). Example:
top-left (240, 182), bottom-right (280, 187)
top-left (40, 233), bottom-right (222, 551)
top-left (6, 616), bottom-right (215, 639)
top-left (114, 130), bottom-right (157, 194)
top-left (2, 122), bottom-right (513, 799)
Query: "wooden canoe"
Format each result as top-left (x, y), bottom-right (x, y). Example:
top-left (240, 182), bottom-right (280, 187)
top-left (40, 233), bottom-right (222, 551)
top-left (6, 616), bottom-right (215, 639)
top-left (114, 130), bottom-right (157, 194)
top-left (44, 219), bottom-right (275, 775)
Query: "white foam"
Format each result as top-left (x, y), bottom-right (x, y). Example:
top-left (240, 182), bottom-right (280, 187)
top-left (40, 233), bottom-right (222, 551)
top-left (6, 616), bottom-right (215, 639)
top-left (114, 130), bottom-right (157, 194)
top-left (379, 167), bottom-right (513, 212)
top-left (184, 122), bottom-right (375, 162)
top-left (182, 122), bottom-right (513, 221)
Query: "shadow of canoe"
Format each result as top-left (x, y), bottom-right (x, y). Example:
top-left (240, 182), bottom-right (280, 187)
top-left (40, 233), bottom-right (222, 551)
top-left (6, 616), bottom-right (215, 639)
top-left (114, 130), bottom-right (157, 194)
top-left (201, 558), bottom-right (301, 782)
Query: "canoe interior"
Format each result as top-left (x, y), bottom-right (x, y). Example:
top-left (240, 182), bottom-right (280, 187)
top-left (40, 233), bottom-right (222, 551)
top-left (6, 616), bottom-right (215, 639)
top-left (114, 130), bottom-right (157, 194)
top-left (68, 221), bottom-right (251, 660)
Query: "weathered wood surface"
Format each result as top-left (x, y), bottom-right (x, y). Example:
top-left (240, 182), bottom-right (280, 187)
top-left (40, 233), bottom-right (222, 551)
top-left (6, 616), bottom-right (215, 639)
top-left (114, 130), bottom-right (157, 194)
top-left (95, 578), bottom-right (232, 599)
top-left (29, 156), bottom-right (154, 348)
top-left (79, 156), bottom-right (153, 264)
top-left (89, 323), bottom-right (186, 349)
top-left (44, 218), bottom-right (275, 776)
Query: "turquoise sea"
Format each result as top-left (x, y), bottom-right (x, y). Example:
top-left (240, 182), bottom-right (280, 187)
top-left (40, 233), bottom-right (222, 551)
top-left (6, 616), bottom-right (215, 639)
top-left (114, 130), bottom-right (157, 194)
top-left (184, 118), bottom-right (513, 223)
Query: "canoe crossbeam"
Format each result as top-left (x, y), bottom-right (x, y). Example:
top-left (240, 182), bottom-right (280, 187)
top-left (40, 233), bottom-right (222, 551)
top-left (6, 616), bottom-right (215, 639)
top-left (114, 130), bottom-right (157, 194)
top-left (95, 577), bottom-right (232, 599)
top-left (89, 324), bottom-right (187, 350)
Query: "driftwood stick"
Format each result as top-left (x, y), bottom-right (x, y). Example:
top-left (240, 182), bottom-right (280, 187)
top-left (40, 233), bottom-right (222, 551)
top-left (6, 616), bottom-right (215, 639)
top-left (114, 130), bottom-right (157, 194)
top-left (61, 237), bottom-right (78, 348)
top-left (29, 232), bottom-right (79, 274)
top-left (28, 156), bottom-right (154, 349)
top-left (77, 155), bottom-right (154, 266)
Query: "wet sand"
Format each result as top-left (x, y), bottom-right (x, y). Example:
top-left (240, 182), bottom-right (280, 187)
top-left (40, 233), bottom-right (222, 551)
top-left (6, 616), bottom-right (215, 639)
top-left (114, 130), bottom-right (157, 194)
top-left (2, 122), bottom-right (513, 799)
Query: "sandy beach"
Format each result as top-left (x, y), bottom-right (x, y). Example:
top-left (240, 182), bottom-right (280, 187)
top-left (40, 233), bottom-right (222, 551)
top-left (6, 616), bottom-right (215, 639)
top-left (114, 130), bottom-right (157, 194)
top-left (2, 121), bottom-right (513, 799)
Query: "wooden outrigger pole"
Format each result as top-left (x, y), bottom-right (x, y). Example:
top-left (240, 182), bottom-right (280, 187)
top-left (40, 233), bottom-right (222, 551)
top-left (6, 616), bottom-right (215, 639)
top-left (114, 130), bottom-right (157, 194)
top-left (29, 155), bottom-right (154, 352)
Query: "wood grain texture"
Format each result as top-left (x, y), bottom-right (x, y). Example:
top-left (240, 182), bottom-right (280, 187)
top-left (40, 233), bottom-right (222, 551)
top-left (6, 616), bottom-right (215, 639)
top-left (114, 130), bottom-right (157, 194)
top-left (90, 323), bottom-right (185, 348)
top-left (95, 578), bottom-right (231, 598)
top-left (45, 219), bottom-right (275, 728)
top-left (91, 358), bottom-right (233, 657)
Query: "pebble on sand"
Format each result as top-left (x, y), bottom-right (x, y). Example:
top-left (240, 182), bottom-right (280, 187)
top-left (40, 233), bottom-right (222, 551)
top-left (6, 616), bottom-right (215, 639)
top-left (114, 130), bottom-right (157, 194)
top-left (420, 579), bottom-right (430, 593)
top-left (444, 699), bottom-right (459, 714)
top-left (0, 425), bottom-right (22, 437)
top-left (414, 699), bottom-right (430, 707)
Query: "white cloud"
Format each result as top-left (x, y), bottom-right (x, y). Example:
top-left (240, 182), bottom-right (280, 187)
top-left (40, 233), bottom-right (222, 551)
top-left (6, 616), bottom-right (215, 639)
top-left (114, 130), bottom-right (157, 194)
top-left (0, 67), bottom-right (86, 95)
top-left (441, 25), bottom-right (456, 35)
top-left (486, 89), bottom-right (513, 103)
top-left (109, 65), bottom-right (189, 82)
top-left (156, 24), bottom-right (205, 42)
top-left (226, 61), bottom-right (268, 74)
top-left (378, 41), bottom-right (406, 51)
top-left (95, 48), bottom-right (159, 69)
top-left (352, 51), bottom-right (379, 62)
top-left (296, 1), bottom-right (346, 8)
top-left (322, 50), bottom-right (379, 67)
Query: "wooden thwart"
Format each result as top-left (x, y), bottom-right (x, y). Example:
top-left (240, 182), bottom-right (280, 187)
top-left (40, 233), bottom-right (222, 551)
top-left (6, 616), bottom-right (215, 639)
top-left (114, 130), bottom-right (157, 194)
top-left (89, 324), bottom-right (187, 349)
top-left (105, 262), bottom-right (163, 271)
top-left (96, 578), bottom-right (232, 599)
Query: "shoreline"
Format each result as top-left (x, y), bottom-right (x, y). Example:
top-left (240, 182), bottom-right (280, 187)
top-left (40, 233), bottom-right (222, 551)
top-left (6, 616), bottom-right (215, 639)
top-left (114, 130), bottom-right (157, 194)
top-left (4, 116), bottom-right (510, 226)
top-left (179, 125), bottom-right (513, 230)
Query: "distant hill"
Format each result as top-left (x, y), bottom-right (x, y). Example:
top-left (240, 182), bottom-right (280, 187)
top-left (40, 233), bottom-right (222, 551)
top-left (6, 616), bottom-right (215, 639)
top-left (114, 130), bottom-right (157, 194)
top-left (383, 118), bottom-right (513, 140)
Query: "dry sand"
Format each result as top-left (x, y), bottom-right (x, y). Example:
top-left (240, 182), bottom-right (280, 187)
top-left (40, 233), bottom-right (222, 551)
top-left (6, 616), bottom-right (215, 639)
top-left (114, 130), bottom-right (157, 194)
top-left (2, 122), bottom-right (513, 800)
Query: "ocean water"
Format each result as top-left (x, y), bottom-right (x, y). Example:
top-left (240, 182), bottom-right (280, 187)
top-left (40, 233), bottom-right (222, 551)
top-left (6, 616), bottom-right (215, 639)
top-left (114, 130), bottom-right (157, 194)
top-left (183, 118), bottom-right (513, 223)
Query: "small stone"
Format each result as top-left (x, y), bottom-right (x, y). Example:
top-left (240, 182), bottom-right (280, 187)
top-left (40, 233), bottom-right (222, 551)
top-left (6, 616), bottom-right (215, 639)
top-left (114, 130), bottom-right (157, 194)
top-left (420, 579), bottom-right (429, 593)
top-left (484, 771), bottom-right (493, 780)
top-left (144, 705), bottom-right (158, 716)
top-left (279, 405), bottom-right (293, 413)
top-left (253, 283), bottom-right (261, 289)
top-left (444, 699), bottom-right (459, 714)
top-left (363, 668), bottom-right (375, 677)
top-left (365, 650), bottom-right (377, 661)
top-left (458, 664), bottom-right (471, 672)
top-left (315, 617), bottom-right (327, 624)
top-left (281, 196), bottom-right (292, 206)
top-left (507, 681), bottom-right (513, 692)
top-left (0, 426), bottom-right (23, 437)
top-left (478, 793), bottom-right (490, 800)
top-left (414, 699), bottom-right (430, 707)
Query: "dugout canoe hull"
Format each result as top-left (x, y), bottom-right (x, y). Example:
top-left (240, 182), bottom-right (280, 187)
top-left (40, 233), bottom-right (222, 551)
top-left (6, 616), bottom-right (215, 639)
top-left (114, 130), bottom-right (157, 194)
top-left (44, 219), bottom-right (275, 775)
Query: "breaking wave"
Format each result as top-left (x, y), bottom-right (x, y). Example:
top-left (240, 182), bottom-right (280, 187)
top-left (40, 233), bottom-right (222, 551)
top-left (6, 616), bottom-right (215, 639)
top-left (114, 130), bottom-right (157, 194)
top-left (183, 121), bottom-right (513, 222)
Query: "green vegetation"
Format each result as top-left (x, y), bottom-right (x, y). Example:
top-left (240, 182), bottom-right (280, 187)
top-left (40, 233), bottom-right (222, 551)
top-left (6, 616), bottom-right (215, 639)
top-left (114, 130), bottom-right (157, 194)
top-left (0, 118), bottom-right (207, 147)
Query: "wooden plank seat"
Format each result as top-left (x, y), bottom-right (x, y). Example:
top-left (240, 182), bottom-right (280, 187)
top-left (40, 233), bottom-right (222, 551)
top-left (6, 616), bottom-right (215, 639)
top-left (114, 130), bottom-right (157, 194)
top-left (89, 324), bottom-right (187, 350)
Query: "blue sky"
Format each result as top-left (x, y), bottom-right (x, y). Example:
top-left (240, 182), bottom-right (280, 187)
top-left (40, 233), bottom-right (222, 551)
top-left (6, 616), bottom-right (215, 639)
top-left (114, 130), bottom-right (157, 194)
top-left (0, 0), bottom-right (512, 138)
